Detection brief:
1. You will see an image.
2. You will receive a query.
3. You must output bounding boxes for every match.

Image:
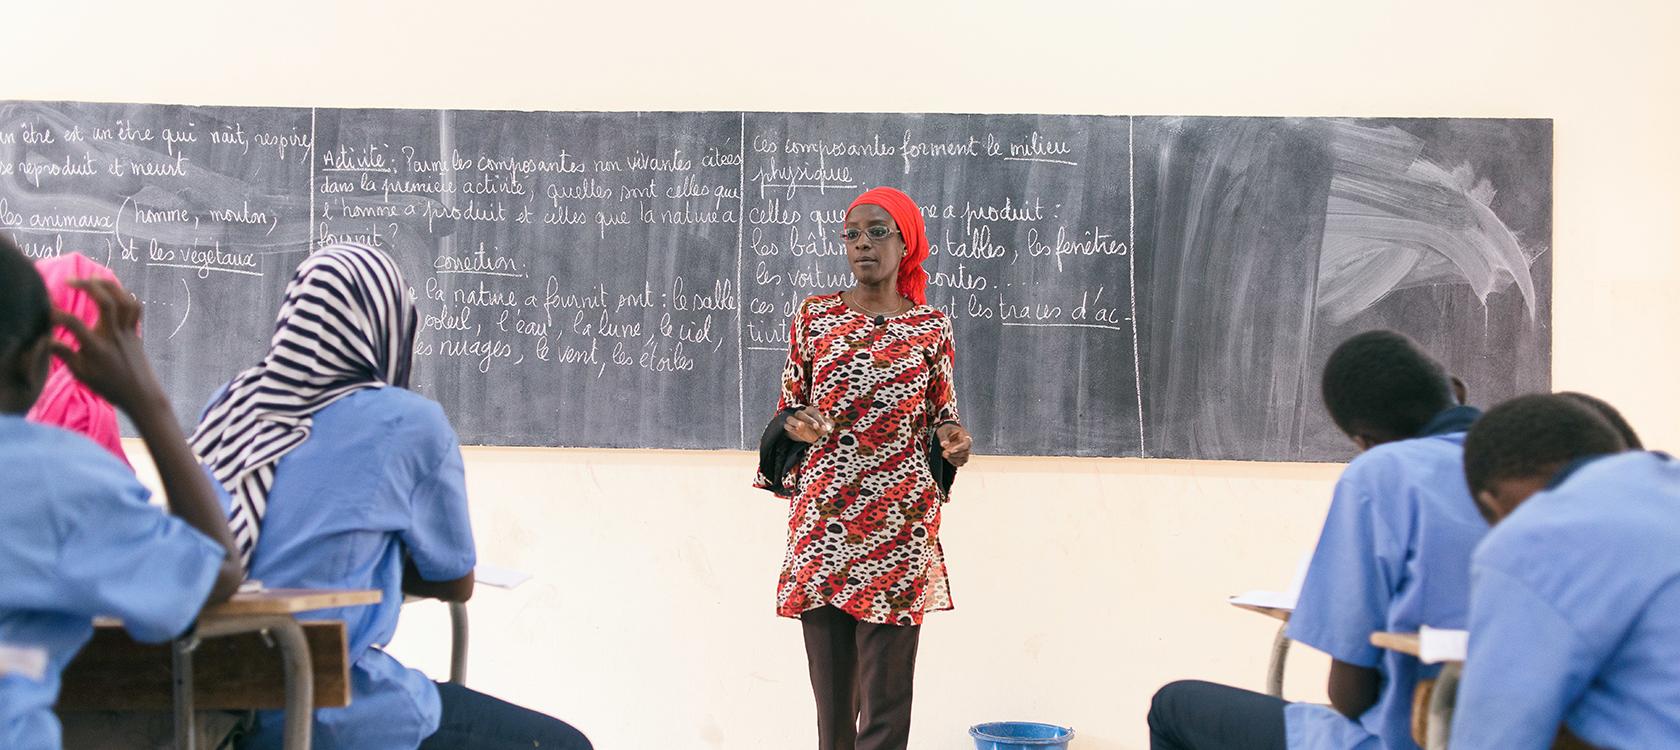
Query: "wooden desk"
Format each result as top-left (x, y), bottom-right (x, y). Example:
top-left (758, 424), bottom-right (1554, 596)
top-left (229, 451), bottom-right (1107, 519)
top-left (1370, 631), bottom-right (1458, 750)
top-left (1230, 602), bottom-right (1292, 622)
top-left (205, 588), bottom-right (380, 616)
top-left (176, 589), bottom-right (380, 750)
top-left (60, 621), bottom-right (348, 710)
top-left (1370, 631), bottom-right (1422, 656)
top-left (1230, 601), bottom-right (1293, 697)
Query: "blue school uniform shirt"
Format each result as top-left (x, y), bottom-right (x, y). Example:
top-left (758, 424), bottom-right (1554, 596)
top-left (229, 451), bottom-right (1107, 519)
top-left (1451, 451), bottom-right (1680, 749)
top-left (223, 387), bottom-right (476, 750)
top-left (0, 415), bottom-right (225, 750)
top-left (1284, 406), bottom-right (1488, 750)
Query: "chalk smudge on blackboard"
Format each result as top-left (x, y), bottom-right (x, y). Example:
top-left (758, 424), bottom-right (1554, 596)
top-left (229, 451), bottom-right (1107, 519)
top-left (1315, 122), bottom-right (1542, 326)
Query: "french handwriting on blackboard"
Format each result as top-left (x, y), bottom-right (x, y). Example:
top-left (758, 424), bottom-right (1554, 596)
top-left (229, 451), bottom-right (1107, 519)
top-left (0, 103), bottom-right (1551, 460)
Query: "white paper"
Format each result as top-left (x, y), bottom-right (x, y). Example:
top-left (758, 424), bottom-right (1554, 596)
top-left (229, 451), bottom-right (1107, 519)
top-left (1228, 589), bottom-right (1297, 611)
top-left (1419, 626), bottom-right (1469, 664)
top-left (1228, 551), bottom-right (1313, 612)
top-left (475, 563), bottom-right (533, 589)
top-left (0, 643), bottom-right (47, 681)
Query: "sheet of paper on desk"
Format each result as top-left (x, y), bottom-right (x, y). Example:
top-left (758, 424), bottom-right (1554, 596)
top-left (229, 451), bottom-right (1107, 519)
top-left (0, 643), bottom-right (47, 681)
top-left (1228, 551), bottom-right (1313, 611)
top-left (1419, 626), bottom-right (1468, 663)
top-left (476, 563), bottom-right (533, 589)
top-left (1228, 589), bottom-right (1297, 610)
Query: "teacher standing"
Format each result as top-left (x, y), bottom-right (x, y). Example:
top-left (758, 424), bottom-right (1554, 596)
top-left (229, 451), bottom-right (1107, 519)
top-left (756, 187), bottom-right (973, 750)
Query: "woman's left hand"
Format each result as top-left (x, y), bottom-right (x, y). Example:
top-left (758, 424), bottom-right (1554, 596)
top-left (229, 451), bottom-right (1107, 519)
top-left (936, 423), bottom-right (973, 467)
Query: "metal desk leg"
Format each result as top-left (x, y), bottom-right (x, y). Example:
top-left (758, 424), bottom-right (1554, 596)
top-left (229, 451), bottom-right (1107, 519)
top-left (185, 615), bottom-right (315, 750)
top-left (447, 601), bottom-right (469, 685)
top-left (1266, 621), bottom-right (1291, 698)
top-left (1426, 661), bottom-right (1461, 750)
top-left (172, 638), bottom-right (197, 750)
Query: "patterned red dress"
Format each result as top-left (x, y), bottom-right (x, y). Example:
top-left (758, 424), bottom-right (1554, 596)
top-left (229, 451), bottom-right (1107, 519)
top-left (756, 292), bottom-right (962, 626)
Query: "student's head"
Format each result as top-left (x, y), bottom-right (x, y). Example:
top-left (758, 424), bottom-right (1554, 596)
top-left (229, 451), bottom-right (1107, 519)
top-left (24, 253), bottom-right (133, 464)
top-left (1557, 391), bottom-right (1642, 450)
top-left (1321, 330), bottom-right (1455, 450)
top-left (0, 236), bottom-right (53, 414)
top-left (270, 242), bottom-right (416, 388)
top-left (1462, 393), bottom-right (1627, 524)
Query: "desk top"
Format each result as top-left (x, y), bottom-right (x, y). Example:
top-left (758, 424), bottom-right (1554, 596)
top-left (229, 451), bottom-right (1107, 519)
top-left (1230, 602), bottom-right (1293, 622)
top-left (202, 589), bottom-right (382, 618)
top-left (1370, 631), bottom-right (1421, 656)
top-left (92, 589), bottom-right (381, 629)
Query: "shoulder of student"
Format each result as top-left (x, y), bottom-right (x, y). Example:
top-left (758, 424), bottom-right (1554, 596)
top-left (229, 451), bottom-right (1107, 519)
top-left (1340, 433), bottom-right (1460, 486)
top-left (333, 387), bottom-right (459, 453)
top-left (22, 422), bottom-right (152, 519)
top-left (1478, 452), bottom-right (1680, 574)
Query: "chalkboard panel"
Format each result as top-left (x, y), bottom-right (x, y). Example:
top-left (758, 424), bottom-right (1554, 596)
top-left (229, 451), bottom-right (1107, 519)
top-left (0, 101), bottom-right (1551, 460)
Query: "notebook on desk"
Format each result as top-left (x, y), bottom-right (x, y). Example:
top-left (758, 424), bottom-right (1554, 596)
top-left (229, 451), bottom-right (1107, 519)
top-left (1228, 551), bottom-right (1312, 612)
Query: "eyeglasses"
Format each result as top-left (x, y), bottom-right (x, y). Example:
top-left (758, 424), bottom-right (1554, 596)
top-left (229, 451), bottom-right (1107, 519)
top-left (838, 226), bottom-right (900, 244)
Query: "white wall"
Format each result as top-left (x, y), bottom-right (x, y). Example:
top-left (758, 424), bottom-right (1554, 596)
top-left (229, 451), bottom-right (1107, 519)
top-left (23, 0), bottom-right (1680, 747)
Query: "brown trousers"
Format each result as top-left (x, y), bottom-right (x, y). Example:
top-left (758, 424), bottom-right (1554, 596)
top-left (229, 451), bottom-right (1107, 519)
top-left (800, 606), bottom-right (922, 750)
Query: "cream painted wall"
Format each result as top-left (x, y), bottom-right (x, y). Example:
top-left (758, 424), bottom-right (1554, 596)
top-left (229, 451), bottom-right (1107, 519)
top-left (20, 0), bottom-right (1680, 747)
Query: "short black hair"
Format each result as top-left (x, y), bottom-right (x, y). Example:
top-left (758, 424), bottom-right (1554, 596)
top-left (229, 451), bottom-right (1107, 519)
top-left (1557, 391), bottom-right (1643, 450)
top-left (1463, 393), bottom-right (1627, 497)
top-left (1321, 330), bottom-right (1454, 441)
top-left (0, 234), bottom-right (51, 362)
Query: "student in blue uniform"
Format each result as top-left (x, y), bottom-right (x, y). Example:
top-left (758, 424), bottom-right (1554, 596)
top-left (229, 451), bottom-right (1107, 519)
top-left (189, 243), bottom-right (591, 750)
top-left (0, 238), bottom-right (241, 749)
top-left (1148, 330), bottom-right (1487, 750)
top-left (1452, 393), bottom-right (1679, 748)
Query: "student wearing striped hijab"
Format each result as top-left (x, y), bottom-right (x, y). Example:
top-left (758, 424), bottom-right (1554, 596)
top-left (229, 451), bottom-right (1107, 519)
top-left (192, 243), bottom-right (590, 750)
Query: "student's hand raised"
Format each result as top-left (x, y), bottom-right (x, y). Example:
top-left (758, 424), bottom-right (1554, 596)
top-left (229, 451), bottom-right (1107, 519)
top-left (784, 406), bottom-right (834, 444)
top-left (936, 423), bottom-right (973, 467)
top-left (47, 278), bottom-right (165, 415)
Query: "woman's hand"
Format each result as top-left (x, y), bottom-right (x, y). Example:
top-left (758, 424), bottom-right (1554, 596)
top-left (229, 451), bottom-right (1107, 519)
top-left (784, 406), bottom-right (834, 444)
top-left (47, 278), bottom-right (165, 415)
top-left (936, 423), bottom-right (972, 467)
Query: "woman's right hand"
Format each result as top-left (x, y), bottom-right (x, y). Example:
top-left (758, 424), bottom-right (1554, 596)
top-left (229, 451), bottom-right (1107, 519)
top-left (783, 406), bottom-right (834, 444)
top-left (47, 278), bottom-right (165, 416)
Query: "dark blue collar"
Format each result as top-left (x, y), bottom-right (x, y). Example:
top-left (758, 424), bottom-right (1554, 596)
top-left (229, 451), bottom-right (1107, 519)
top-left (1546, 454), bottom-right (1612, 490)
top-left (1548, 451), bottom-right (1672, 490)
top-left (1416, 405), bottom-right (1481, 438)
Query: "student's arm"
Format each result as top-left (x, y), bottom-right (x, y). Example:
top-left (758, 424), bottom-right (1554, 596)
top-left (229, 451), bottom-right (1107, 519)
top-left (1327, 660), bottom-right (1382, 719)
top-left (403, 556), bottom-right (473, 602)
top-left (1450, 565), bottom-right (1597, 748)
top-left (1286, 468), bottom-right (1401, 719)
top-left (49, 280), bottom-right (240, 604)
top-left (400, 405), bottom-right (477, 603)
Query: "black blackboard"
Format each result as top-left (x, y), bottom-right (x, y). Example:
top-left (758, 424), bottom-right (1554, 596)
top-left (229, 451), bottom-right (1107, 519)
top-left (0, 101), bottom-right (1551, 460)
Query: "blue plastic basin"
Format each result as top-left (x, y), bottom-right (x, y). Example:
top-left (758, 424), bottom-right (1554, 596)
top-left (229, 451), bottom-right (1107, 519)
top-left (969, 721), bottom-right (1076, 750)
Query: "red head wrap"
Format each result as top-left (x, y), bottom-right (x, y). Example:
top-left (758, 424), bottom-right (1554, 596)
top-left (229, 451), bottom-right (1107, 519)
top-left (847, 187), bottom-right (929, 306)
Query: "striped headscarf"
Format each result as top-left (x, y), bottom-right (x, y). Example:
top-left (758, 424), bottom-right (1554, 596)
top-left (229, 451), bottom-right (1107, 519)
top-left (192, 242), bottom-right (417, 572)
